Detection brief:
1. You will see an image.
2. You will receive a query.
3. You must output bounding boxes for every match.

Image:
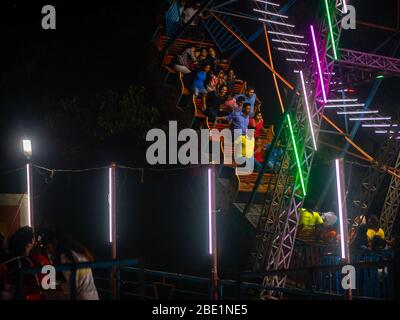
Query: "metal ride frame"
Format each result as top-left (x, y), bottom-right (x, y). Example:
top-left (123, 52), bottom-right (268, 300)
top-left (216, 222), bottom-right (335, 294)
top-left (247, 1), bottom-right (345, 299)
top-left (351, 138), bottom-right (400, 217)
top-left (161, 0), bottom-right (400, 298)
top-left (380, 150), bottom-right (400, 238)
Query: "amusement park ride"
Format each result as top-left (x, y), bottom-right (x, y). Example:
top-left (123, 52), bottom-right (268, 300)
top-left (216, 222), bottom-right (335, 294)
top-left (154, 0), bottom-right (400, 299)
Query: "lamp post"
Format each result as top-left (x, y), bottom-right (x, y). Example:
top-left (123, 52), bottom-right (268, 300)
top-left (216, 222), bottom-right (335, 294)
top-left (22, 139), bottom-right (34, 230)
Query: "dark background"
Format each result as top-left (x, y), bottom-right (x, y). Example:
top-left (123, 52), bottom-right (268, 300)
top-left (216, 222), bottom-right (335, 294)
top-left (1, 0), bottom-right (399, 277)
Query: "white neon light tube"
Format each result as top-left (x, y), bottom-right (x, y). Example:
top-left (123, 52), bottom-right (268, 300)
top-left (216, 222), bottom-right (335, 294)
top-left (276, 47), bottom-right (307, 54)
top-left (327, 99), bottom-right (357, 103)
top-left (253, 8), bottom-right (288, 18)
top-left (109, 168), bottom-right (113, 243)
top-left (208, 168), bottom-right (213, 255)
top-left (335, 159), bottom-right (346, 260)
top-left (375, 130), bottom-right (396, 134)
top-left (324, 104), bottom-right (365, 108)
top-left (26, 164), bottom-right (32, 227)
top-left (337, 110), bottom-right (379, 115)
top-left (268, 31), bottom-right (304, 38)
top-left (286, 58), bottom-right (305, 62)
top-left (343, 0), bottom-right (348, 13)
top-left (362, 124), bottom-right (391, 128)
top-left (350, 117), bottom-right (391, 121)
top-left (310, 25), bottom-right (327, 103)
top-left (255, 0), bottom-right (280, 6)
top-left (272, 38), bottom-right (309, 46)
top-left (258, 18), bottom-right (295, 28)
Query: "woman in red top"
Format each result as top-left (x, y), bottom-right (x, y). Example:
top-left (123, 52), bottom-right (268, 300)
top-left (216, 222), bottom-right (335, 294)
top-left (254, 138), bottom-right (264, 164)
top-left (249, 112), bottom-right (266, 138)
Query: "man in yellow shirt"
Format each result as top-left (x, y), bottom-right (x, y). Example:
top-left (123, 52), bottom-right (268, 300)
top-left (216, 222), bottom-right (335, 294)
top-left (298, 208), bottom-right (324, 240)
top-left (366, 215), bottom-right (385, 241)
top-left (366, 215), bottom-right (389, 250)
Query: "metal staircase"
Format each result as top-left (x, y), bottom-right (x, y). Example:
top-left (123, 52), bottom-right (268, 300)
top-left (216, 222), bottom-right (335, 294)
top-left (202, 12), bottom-right (249, 53)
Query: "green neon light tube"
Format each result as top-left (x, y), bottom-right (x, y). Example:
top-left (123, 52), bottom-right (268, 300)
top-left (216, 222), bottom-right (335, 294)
top-left (324, 0), bottom-right (338, 60)
top-left (287, 114), bottom-right (307, 196)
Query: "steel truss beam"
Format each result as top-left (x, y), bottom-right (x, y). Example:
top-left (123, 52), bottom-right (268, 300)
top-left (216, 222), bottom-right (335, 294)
top-left (248, 0), bottom-right (344, 300)
top-left (337, 48), bottom-right (400, 76)
top-left (351, 139), bottom-right (400, 216)
top-left (332, 66), bottom-right (374, 87)
top-left (380, 149), bottom-right (400, 238)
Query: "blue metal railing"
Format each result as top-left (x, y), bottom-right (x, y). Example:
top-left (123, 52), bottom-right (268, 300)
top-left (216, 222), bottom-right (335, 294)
top-left (16, 254), bottom-right (395, 300)
top-left (17, 259), bottom-right (139, 300)
top-left (290, 241), bottom-right (395, 299)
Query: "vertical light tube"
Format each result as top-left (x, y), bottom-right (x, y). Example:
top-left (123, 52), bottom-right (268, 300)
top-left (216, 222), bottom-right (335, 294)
top-left (335, 159), bottom-right (346, 259)
top-left (300, 71), bottom-right (318, 151)
top-left (343, 0), bottom-right (348, 13)
top-left (26, 163), bottom-right (32, 228)
top-left (208, 168), bottom-right (213, 255)
top-left (310, 25), bottom-right (327, 103)
top-left (324, 0), bottom-right (338, 60)
top-left (287, 115), bottom-right (307, 196)
top-left (109, 167), bottom-right (113, 243)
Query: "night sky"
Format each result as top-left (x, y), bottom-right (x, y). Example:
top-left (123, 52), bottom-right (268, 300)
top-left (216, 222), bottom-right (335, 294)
top-left (1, 0), bottom-right (400, 277)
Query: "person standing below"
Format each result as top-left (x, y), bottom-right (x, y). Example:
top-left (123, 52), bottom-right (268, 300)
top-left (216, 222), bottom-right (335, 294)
top-left (43, 232), bottom-right (99, 300)
top-left (3, 227), bottom-right (44, 300)
top-left (234, 85), bottom-right (261, 118)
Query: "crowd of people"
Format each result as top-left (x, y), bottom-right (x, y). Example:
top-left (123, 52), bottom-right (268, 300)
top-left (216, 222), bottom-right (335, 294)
top-left (0, 227), bottom-right (99, 300)
top-left (172, 42), bottom-right (281, 172)
top-left (297, 199), bottom-right (395, 253)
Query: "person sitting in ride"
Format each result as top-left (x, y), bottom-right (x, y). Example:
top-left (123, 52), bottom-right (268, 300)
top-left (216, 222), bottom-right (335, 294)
top-left (192, 64), bottom-right (210, 97)
top-left (249, 112), bottom-right (267, 138)
top-left (316, 212), bottom-right (338, 243)
top-left (197, 48), bottom-right (208, 68)
top-left (173, 45), bottom-right (197, 74)
top-left (297, 199), bottom-right (324, 240)
top-left (366, 215), bottom-right (392, 250)
top-left (351, 224), bottom-right (369, 252)
top-left (264, 142), bottom-right (284, 172)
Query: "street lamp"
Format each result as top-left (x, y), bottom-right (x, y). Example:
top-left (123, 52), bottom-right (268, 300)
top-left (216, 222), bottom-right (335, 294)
top-left (22, 139), bottom-right (32, 159)
top-left (22, 139), bottom-right (34, 229)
